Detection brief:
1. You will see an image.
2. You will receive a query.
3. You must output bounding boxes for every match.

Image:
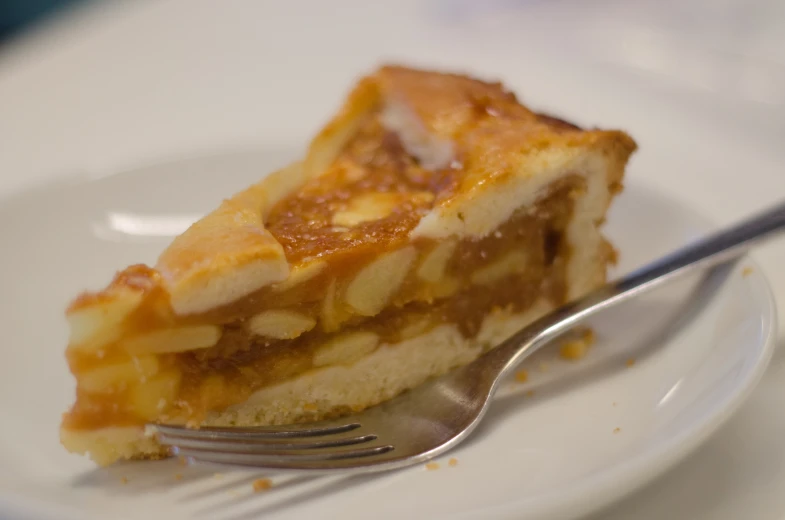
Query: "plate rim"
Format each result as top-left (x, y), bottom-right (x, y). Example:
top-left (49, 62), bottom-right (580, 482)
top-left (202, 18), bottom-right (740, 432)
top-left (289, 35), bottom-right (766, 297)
top-left (458, 255), bottom-right (778, 520)
top-left (0, 154), bottom-right (777, 520)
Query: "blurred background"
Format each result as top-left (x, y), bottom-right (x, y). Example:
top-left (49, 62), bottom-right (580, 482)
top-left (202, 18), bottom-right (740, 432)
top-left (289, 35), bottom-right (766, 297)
top-left (1, 0), bottom-right (782, 208)
top-left (0, 0), bottom-right (83, 41)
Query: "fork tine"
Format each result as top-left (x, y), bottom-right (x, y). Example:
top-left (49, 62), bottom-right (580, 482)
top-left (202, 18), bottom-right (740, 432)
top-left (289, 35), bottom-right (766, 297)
top-left (157, 433), bottom-right (377, 452)
top-left (153, 421), bottom-right (360, 440)
top-left (175, 444), bottom-right (395, 467)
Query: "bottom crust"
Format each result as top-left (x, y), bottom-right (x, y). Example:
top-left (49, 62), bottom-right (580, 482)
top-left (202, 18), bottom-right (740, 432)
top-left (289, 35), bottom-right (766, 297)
top-left (60, 425), bottom-right (167, 466)
top-left (60, 299), bottom-right (555, 466)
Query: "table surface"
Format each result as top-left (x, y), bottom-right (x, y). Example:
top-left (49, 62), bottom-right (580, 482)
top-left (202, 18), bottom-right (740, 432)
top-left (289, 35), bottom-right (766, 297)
top-left (0, 0), bottom-right (783, 518)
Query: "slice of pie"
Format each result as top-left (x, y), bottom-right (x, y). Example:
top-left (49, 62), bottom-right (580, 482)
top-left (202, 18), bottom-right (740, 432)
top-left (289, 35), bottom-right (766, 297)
top-left (61, 65), bottom-right (636, 465)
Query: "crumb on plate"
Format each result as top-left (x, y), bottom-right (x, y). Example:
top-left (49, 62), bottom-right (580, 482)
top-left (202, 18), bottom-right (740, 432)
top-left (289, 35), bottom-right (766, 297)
top-left (526, 390), bottom-right (536, 398)
top-left (174, 474), bottom-right (183, 481)
top-left (252, 478), bottom-right (273, 492)
top-left (613, 427), bottom-right (621, 434)
top-left (120, 477), bottom-right (128, 485)
top-left (514, 369), bottom-right (528, 383)
top-left (448, 458), bottom-right (458, 467)
top-left (559, 328), bottom-right (595, 360)
top-left (425, 462), bottom-right (440, 471)
top-left (582, 328), bottom-right (596, 345)
top-left (742, 267), bottom-right (754, 277)
top-left (625, 358), bottom-right (635, 367)
top-left (559, 340), bottom-right (588, 361)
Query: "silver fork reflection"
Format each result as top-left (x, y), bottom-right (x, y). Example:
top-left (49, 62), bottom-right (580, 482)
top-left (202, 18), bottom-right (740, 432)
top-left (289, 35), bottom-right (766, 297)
top-left (155, 200), bottom-right (785, 473)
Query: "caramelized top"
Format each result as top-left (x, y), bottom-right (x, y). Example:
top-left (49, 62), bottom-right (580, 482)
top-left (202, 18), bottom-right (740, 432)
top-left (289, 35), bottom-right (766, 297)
top-left (68, 65), bottom-right (636, 318)
top-left (265, 112), bottom-right (458, 263)
top-left (265, 65), bottom-right (621, 264)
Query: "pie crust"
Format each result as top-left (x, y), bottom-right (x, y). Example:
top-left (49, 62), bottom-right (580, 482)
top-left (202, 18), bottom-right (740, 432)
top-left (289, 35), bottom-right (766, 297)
top-left (61, 65), bottom-right (636, 465)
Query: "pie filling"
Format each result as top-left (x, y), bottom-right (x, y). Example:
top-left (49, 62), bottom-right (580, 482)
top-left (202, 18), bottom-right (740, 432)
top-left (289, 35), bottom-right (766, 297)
top-left (63, 173), bottom-right (586, 431)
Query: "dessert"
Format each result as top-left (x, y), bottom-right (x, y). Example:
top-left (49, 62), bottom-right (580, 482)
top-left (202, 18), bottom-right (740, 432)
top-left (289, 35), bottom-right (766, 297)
top-left (61, 65), bottom-right (636, 465)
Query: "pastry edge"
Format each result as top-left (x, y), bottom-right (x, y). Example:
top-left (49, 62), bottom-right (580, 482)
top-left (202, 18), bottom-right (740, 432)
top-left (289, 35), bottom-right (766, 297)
top-left (146, 67), bottom-right (635, 316)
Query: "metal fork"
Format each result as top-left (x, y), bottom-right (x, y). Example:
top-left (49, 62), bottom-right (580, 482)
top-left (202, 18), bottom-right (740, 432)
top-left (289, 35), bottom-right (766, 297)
top-left (155, 201), bottom-right (785, 473)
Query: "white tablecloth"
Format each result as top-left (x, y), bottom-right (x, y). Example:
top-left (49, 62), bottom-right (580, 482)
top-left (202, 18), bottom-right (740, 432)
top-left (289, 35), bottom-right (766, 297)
top-left (0, 1), bottom-right (782, 517)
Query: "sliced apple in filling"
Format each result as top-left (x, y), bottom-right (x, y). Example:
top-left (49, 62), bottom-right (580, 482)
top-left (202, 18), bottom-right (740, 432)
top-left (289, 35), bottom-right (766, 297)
top-left (61, 65), bottom-right (636, 465)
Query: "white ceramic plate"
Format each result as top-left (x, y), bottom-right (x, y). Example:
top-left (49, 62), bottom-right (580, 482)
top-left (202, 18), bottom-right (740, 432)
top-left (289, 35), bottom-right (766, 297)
top-left (0, 151), bottom-right (776, 520)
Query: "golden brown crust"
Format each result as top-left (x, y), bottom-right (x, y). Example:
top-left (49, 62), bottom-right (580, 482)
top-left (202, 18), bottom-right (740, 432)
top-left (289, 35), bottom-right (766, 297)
top-left (155, 161), bottom-right (318, 315)
top-left (67, 265), bottom-right (160, 313)
top-left (374, 65), bottom-right (635, 239)
top-left (61, 64), bottom-right (638, 466)
top-left (375, 64), bottom-right (635, 157)
top-left (68, 65), bottom-right (635, 318)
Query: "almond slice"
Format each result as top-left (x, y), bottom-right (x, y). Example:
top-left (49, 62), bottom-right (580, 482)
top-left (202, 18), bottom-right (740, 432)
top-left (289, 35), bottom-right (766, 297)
top-left (321, 278), bottom-right (352, 332)
top-left (332, 192), bottom-right (402, 228)
top-left (79, 355), bottom-right (159, 393)
top-left (67, 291), bottom-right (143, 352)
top-left (471, 250), bottom-right (529, 286)
top-left (122, 325), bottom-right (221, 354)
top-left (313, 332), bottom-right (379, 367)
top-left (417, 240), bottom-right (457, 283)
top-left (129, 370), bottom-right (181, 420)
top-left (271, 260), bottom-right (326, 293)
top-left (399, 316), bottom-right (433, 340)
top-left (246, 310), bottom-right (316, 339)
top-left (345, 247), bottom-right (416, 316)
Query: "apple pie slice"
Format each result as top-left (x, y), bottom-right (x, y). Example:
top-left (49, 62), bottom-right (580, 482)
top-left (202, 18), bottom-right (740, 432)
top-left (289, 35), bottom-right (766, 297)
top-left (61, 65), bottom-right (636, 465)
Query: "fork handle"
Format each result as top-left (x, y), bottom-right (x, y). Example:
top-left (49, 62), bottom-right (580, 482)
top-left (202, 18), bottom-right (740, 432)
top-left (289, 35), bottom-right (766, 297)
top-left (486, 199), bottom-right (785, 385)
